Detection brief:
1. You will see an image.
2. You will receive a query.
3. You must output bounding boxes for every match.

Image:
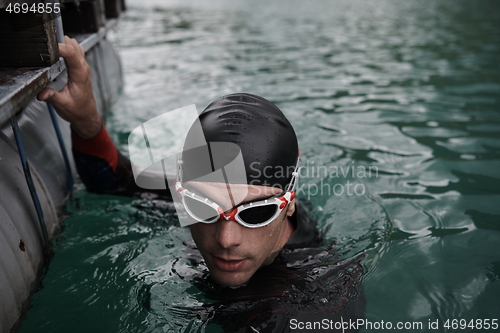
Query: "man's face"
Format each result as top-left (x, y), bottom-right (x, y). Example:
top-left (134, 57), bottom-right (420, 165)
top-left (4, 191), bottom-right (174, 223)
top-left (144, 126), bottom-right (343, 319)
top-left (187, 182), bottom-right (296, 287)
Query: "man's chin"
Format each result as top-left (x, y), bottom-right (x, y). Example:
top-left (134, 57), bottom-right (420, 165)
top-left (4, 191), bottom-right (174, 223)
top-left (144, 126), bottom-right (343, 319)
top-left (210, 270), bottom-right (252, 287)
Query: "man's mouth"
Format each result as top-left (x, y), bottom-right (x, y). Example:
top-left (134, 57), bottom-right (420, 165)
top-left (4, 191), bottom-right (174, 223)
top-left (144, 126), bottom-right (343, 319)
top-left (211, 255), bottom-right (247, 272)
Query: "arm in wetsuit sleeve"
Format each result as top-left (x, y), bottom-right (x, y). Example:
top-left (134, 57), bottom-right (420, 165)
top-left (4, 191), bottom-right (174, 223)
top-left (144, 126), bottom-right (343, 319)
top-left (71, 124), bottom-right (133, 194)
top-left (34, 37), bottom-right (170, 199)
top-left (72, 125), bottom-right (172, 199)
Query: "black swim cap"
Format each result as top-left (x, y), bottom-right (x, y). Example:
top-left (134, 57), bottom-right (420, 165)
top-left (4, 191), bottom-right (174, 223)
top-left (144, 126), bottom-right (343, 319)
top-left (181, 93), bottom-right (298, 189)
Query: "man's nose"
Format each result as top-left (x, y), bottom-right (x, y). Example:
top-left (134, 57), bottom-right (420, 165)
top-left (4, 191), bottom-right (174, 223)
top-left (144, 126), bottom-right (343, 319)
top-left (215, 217), bottom-right (243, 249)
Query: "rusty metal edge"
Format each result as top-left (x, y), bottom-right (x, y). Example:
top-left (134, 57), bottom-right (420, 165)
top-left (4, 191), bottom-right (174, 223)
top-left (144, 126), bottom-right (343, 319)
top-left (0, 59), bottom-right (65, 127)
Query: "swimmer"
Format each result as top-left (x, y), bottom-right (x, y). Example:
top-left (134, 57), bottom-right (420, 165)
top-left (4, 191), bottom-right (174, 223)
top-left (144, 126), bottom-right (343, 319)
top-left (38, 37), bottom-right (317, 287)
top-left (39, 37), bottom-right (364, 331)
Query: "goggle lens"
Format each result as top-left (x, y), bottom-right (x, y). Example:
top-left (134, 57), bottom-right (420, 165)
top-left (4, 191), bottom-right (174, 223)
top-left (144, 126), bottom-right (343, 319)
top-left (184, 196), bottom-right (219, 222)
top-left (237, 204), bottom-right (279, 225)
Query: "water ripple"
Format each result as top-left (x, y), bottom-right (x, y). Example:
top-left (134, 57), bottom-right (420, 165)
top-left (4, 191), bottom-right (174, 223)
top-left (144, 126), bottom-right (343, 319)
top-left (19, 0), bottom-right (500, 332)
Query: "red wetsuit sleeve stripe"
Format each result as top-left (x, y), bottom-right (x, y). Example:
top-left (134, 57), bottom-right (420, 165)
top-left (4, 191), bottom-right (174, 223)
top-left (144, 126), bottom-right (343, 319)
top-left (71, 125), bottom-right (119, 172)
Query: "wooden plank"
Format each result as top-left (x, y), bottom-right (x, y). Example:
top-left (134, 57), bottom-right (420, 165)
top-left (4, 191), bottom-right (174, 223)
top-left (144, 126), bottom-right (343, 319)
top-left (0, 18), bottom-right (117, 127)
top-left (0, 59), bottom-right (66, 127)
top-left (0, 11), bottom-right (59, 67)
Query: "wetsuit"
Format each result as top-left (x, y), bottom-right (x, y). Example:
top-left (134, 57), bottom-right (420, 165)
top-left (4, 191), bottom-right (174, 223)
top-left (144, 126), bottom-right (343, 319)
top-left (72, 125), bottom-right (366, 332)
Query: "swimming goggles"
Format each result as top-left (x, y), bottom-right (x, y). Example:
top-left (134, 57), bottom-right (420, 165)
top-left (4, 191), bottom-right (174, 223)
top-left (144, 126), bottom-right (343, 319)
top-left (175, 155), bottom-right (300, 228)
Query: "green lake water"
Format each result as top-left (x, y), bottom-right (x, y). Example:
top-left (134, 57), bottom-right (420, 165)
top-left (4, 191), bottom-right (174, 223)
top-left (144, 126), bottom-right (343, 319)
top-left (19, 0), bottom-right (500, 332)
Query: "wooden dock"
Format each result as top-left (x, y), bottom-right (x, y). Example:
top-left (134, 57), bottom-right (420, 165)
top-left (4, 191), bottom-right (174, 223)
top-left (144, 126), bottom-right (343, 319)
top-left (0, 1), bottom-right (126, 332)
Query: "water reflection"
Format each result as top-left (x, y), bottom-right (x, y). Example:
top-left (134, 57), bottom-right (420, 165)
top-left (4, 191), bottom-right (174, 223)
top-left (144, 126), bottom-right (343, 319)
top-left (19, 0), bottom-right (500, 332)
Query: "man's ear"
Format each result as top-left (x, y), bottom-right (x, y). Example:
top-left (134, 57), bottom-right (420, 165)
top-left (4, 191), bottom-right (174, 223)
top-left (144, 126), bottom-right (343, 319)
top-left (286, 199), bottom-right (296, 217)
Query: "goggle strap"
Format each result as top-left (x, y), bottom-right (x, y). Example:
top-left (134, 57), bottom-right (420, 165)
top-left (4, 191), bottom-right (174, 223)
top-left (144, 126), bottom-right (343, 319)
top-left (176, 154), bottom-right (183, 182)
top-left (286, 155), bottom-right (300, 192)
